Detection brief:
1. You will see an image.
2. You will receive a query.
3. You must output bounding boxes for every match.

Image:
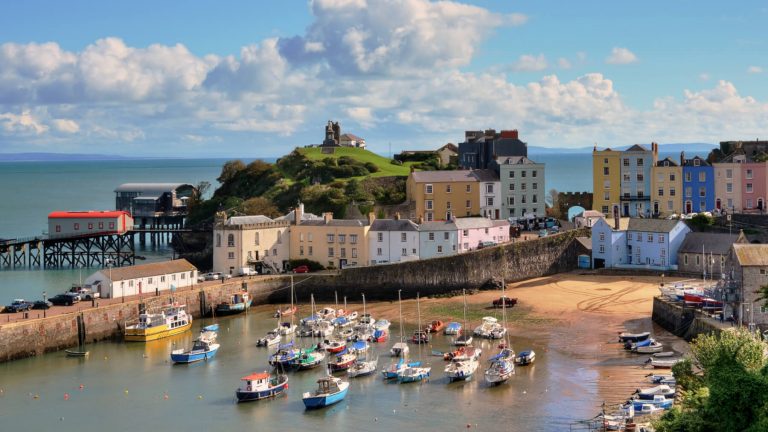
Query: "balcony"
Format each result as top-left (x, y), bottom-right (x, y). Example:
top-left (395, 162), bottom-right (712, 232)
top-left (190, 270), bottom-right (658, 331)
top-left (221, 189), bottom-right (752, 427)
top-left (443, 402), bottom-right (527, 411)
top-left (620, 195), bottom-right (650, 202)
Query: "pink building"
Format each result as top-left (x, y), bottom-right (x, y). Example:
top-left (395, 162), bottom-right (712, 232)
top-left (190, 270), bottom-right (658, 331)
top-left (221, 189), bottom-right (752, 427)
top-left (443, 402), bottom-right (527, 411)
top-left (741, 162), bottom-right (767, 212)
top-left (454, 217), bottom-right (510, 253)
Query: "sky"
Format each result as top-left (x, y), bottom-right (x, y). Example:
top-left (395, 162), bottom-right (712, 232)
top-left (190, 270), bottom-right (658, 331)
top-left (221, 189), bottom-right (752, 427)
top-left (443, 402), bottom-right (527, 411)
top-left (0, 0), bottom-right (766, 157)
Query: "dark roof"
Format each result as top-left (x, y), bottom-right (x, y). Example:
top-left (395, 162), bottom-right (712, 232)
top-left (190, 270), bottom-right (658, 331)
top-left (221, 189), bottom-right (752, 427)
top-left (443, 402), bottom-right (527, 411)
top-left (627, 218), bottom-right (684, 233)
top-left (682, 156), bottom-right (710, 167)
top-left (625, 144), bottom-right (650, 152)
top-left (656, 157), bottom-right (678, 167)
top-left (496, 156), bottom-right (539, 165)
top-left (370, 219), bottom-right (419, 231)
top-left (472, 169), bottom-right (499, 182)
top-left (576, 236), bottom-right (592, 251)
top-left (678, 232), bottom-right (739, 255)
top-left (98, 259), bottom-right (196, 282)
top-left (299, 219), bottom-right (368, 227)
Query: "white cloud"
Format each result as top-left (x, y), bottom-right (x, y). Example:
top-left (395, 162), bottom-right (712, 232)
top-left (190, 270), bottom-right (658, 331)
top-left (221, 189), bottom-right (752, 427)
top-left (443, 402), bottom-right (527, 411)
top-left (557, 58), bottom-right (572, 69)
top-left (0, 110), bottom-right (49, 134)
top-left (747, 66), bottom-right (763, 74)
top-left (346, 106), bottom-right (374, 125)
top-left (605, 47), bottom-right (638, 65)
top-left (53, 119), bottom-right (79, 133)
top-left (511, 54), bottom-right (548, 72)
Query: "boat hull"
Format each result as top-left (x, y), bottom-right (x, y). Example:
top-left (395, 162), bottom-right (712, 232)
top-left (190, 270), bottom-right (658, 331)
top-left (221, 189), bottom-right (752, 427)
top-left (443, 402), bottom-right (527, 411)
top-left (302, 386), bottom-right (349, 409)
top-left (215, 299), bottom-right (252, 316)
top-left (171, 345), bottom-right (219, 364)
top-left (125, 321), bottom-right (192, 342)
top-left (236, 381), bottom-right (288, 403)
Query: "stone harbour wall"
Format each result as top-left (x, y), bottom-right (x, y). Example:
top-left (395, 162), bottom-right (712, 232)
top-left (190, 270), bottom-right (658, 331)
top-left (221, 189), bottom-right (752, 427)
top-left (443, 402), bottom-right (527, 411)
top-left (651, 296), bottom-right (727, 341)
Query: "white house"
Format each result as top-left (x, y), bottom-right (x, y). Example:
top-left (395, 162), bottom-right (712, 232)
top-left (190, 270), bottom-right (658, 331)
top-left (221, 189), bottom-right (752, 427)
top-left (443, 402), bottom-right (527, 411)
top-left (454, 217), bottom-right (509, 253)
top-left (83, 259), bottom-right (198, 299)
top-left (591, 218), bottom-right (691, 270)
top-left (368, 217), bottom-right (420, 265)
top-left (475, 169), bottom-right (502, 220)
top-left (418, 221), bottom-right (458, 259)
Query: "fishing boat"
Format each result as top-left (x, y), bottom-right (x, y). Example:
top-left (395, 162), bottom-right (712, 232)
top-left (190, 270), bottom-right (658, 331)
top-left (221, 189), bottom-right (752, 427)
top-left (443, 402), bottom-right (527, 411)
top-left (425, 320), bottom-right (445, 333)
top-left (411, 330), bottom-right (429, 344)
top-left (302, 374), bottom-right (349, 410)
top-left (214, 291), bottom-right (251, 316)
top-left (485, 273), bottom-right (516, 385)
top-left (292, 347), bottom-right (326, 371)
top-left (618, 331), bottom-right (651, 343)
top-left (473, 316), bottom-right (502, 339)
top-left (329, 351), bottom-right (357, 372)
top-left (635, 384), bottom-right (675, 400)
top-left (279, 321), bottom-right (297, 336)
top-left (444, 322), bottom-right (461, 335)
top-left (235, 371), bottom-right (289, 403)
top-left (274, 305), bottom-right (297, 318)
top-left (398, 293), bottom-right (431, 384)
top-left (630, 394), bottom-right (673, 410)
top-left (171, 326), bottom-right (220, 364)
top-left (268, 342), bottom-right (299, 368)
top-left (256, 330), bottom-right (281, 347)
top-left (648, 358), bottom-right (683, 369)
top-left (370, 328), bottom-right (389, 343)
top-left (124, 302), bottom-right (192, 342)
top-left (634, 341), bottom-right (664, 354)
top-left (348, 357), bottom-right (378, 378)
top-left (322, 339), bottom-right (346, 354)
top-left (515, 350), bottom-right (536, 366)
top-left (65, 349), bottom-right (89, 357)
top-left (445, 356), bottom-right (479, 382)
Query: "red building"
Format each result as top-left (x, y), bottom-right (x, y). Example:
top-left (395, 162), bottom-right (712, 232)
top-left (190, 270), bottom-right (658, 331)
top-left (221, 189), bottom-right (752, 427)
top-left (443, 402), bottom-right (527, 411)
top-left (48, 211), bottom-right (134, 237)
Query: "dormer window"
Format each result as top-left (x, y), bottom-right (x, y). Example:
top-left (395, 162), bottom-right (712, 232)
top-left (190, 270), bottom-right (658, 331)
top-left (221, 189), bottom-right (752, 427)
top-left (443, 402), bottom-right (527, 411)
top-left (693, 159), bottom-right (700, 167)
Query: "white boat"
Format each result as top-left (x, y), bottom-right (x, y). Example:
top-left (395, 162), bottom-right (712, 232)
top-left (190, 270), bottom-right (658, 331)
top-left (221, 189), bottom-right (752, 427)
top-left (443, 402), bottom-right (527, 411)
top-left (634, 340), bottom-right (664, 354)
top-left (346, 311), bottom-right (359, 321)
top-left (515, 350), bottom-right (536, 366)
top-left (636, 403), bottom-right (664, 415)
top-left (348, 357), bottom-right (378, 378)
top-left (359, 313), bottom-right (375, 326)
top-left (339, 328), bottom-right (354, 340)
top-left (318, 307), bottom-right (337, 320)
top-left (635, 384), bottom-right (675, 400)
top-left (453, 334), bottom-right (473, 346)
top-left (313, 320), bottom-right (334, 337)
top-left (256, 330), bottom-right (281, 347)
top-left (445, 356), bottom-right (479, 382)
top-left (473, 317), bottom-right (501, 339)
top-left (390, 342), bottom-right (409, 357)
top-left (374, 319), bottom-right (391, 331)
top-left (278, 322), bottom-right (297, 336)
top-left (485, 271), bottom-right (515, 385)
top-left (489, 326), bottom-right (507, 340)
top-left (648, 358), bottom-right (683, 369)
top-left (398, 293), bottom-right (430, 384)
top-left (654, 351), bottom-right (675, 358)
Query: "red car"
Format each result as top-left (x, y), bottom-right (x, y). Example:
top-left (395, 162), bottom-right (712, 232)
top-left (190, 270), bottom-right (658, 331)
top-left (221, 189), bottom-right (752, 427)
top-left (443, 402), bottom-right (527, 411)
top-left (492, 296), bottom-right (518, 308)
top-left (293, 265), bottom-right (310, 274)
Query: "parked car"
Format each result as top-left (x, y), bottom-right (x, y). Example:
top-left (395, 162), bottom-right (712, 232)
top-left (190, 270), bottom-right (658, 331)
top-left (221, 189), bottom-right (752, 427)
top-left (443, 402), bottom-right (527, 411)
top-left (69, 286), bottom-right (99, 300)
top-left (65, 292), bottom-right (82, 303)
top-left (5, 299), bottom-right (33, 313)
top-left (478, 241), bottom-right (497, 249)
top-left (49, 294), bottom-right (76, 306)
top-left (239, 267), bottom-right (258, 276)
top-left (32, 300), bottom-right (53, 310)
top-left (203, 272), bottom-right (220, 281)
top-left (492, 296), bottom-right (518, 308)
top-left (218, 272), bottom-right (233, 280)
top-left (293, 265), bottom-right (310, 274)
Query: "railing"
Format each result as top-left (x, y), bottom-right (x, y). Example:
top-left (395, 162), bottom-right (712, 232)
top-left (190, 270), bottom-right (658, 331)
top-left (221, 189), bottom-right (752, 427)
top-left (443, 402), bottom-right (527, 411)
top-left (0, 230), bottom-right (128, 246)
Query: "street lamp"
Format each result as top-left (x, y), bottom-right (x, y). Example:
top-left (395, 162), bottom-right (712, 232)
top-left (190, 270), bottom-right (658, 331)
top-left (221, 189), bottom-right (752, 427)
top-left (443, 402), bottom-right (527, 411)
top-left (106, 258), bottom-right (115, 301)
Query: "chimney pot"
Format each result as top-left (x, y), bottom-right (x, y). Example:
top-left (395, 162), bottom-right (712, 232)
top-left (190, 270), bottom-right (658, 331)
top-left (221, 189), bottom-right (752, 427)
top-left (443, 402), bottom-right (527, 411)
top-left (323, 212), bottom-right (333, 224)
top-left (395, 212), bottom-right (401, 220)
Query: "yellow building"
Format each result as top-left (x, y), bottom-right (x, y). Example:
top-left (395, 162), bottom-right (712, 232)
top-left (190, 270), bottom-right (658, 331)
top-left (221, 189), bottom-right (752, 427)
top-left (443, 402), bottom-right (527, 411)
top-left (651, 157), bottom-right (682, 217)
top-left (289, 208), bottom-right (372, 269)
top-left (406, 170), bottom-right (481, 221)
top-left (592, 147), bottom-right (622, 216)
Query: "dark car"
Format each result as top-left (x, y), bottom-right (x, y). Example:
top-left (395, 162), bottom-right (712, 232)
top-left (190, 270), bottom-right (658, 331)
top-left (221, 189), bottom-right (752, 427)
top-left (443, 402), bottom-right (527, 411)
top-left (32, 300), bottom-right (53, 310)
top-left (492, 296), bottom-right (518, 308)
top-left (5, 299), bottom-right (33, 313)
top-left (293, 265), bottom-right (310, 274)
top-left (49, 294), bottom-right (76, 306)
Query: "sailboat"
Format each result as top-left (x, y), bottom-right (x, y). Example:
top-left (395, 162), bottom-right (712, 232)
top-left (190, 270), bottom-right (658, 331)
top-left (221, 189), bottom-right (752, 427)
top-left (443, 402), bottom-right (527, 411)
top-left (352, 294), bottom-right (374, 342)
top-left (278, 275), bottom-right (298, 335)
top-left (389, 289), bottom-right (409, 357)
top-left (446, 289), bottom-right (480, 382)
top-left (398, 293), bottom-right (431, 383)
top-left (485, 274), bottom-right (515, 385)
top-left (453, 289), bottom-right (473, 346)
top-left (269, 277), bottom-right (300, 367)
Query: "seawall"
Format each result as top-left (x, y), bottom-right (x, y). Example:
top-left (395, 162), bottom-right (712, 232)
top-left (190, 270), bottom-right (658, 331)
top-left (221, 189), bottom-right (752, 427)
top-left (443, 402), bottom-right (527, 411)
top-left (0, 230), bottom-right (587, 362)
top-left (651, 296), bottom-right (729, 341)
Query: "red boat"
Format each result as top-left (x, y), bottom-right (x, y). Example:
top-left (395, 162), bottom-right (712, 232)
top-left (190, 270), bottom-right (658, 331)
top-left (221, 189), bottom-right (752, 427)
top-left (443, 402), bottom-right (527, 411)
top-left (443, 347), bottom-right (466, 361)
top-left (411, 330), bottom-right (429, 344)
top-left (425, 320), bottom-right (445, 333)
top-left (323, 340), bottom-right (346, 354)
top-left (329, 353), bottom-right (357, 372)
top-left (274, 305), bottom-right (297, 318)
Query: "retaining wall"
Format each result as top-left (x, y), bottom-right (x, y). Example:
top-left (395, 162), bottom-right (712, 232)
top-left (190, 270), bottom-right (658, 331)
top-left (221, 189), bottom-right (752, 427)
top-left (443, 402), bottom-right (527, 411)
top-left (652, 296), bottom-right (729, 341)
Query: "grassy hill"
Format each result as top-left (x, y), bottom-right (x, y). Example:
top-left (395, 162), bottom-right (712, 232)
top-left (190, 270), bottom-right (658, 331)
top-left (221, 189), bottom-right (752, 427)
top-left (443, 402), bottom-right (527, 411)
top-left (297, 146), bottom-right (413, 178)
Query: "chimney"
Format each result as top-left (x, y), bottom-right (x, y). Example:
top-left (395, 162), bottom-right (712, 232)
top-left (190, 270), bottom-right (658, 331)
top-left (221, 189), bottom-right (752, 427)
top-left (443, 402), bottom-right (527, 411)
top-left (680, 151), bottom-right (685, 166)
top-left (500, 129), bottom-right (519, 140)
top-left (394, 212), bottom-right (401, 220)
top-left (410, 165), bottom-right (415, 173)
top-left (418, 215), bottom-right (424, 225)
top-left (323, 212), bottom-right (333, 224)
top-left (367, 212), bottom-right (376, 225)
top-left (294, 203), bottom-right (304, 225)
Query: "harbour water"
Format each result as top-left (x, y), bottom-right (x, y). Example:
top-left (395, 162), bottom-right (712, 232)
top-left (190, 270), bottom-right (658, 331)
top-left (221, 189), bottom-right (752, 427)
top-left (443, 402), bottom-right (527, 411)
top-left (0, 307), bottom-right (616, 431)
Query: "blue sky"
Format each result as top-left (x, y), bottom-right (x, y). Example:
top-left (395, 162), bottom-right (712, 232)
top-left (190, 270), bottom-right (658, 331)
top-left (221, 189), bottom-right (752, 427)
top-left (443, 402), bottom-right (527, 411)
top-left (0, 0), bottom-right (766, 157)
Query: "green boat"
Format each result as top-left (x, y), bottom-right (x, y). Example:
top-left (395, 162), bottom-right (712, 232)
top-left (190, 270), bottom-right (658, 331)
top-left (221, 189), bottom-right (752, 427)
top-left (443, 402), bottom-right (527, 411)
top-left (293, 347), bottom-right (326, 370)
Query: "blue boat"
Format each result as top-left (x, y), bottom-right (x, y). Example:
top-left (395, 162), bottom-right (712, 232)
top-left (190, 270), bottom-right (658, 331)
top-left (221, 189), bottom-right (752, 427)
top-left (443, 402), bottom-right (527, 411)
top-left (214, 292), bottom-right (252, 316)
top-left (444, 322), bottom-right (462, 335)
top-left (515, 350), bottom-right (536, 366)
top-left (631, 395), bottom-right (673, 410)
top-left (170, 329), bottom-right (219, 364)
top-left (302, 375), bottom-right (349, 409)
top-left (202, 324), bottom-right (219, 332)
top-left (235, 371), bottom-right (289, 403)
top-left (381, 358), bottom-right (422, 379)
top-left (397, 365), bottom-right (431, 383)
top-left (268, 341), bottom-right (299, 368)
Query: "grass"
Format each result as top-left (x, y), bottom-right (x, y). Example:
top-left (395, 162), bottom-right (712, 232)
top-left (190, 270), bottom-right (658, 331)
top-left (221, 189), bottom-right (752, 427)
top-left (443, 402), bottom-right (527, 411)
top-left (427, 303), bottom-right (555, 326)
top-left (297, 146), bottom-right (413, 178)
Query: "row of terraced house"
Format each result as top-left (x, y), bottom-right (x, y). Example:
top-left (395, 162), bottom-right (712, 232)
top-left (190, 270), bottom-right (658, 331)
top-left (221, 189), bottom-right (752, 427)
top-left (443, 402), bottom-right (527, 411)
top-left (592, 140), bottom-right (768, 218)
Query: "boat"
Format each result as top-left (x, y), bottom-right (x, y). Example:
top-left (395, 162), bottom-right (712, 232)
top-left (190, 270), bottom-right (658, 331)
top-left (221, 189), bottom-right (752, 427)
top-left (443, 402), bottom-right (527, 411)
top-left (445, 356), bottom-right (479, 382)
top-left (653, 351), bottom-right (676, 358)
top-left (630, 394), bottom-right (673, 410)
top-left (214, 291), bottom-right (251, 316)
top-left (339, 328), bottom-right (354, 340)
top-left (382, 358), bottom-right (422, 379)
top-left (124, 302), bottom-right (192, 342)
top-left (454, 333), bottom-right (473, 346)
top-left (256, 330), bottom-right (281, 347)
top-left (313, 320), bottom-right (334, 337)
top-left (322, 339), bottom-right (346, 354)
top-left (425, 320), bottom-right (445, 333)
top-left (647, 374), bottom-right (676, 385)
top-left (648, 358), bottom-right (683, 369)
top-left (443, 347), bottom-right (466, 361)
top-left (390, 342), bottom-right (409, 357)
top-left (515, 350), bottom-right (536, 366)
top-left (279, 321), bottom-right (297, 336)
top-left (485, 274), bottom-right (516, 385)
top-left (348, 357), bottom-right (378, 378)
top-left (65, 349), bottom-right (89, 357)
top-left (302, 374), bottom-right (349, 410)
top-left (411, 330), bottom-right (429, 344)
top-left (171, 327), bottom-right (220, 364)
top-left (348, 340), bottom-right (369, 356)
top-left (346, 311), bottom-right (359, 321)
top-left (635, 384), bottom-right (675, 400)
top-left (618, 331), bottom-right (651, 343)
top-left (292, 347), bottom-right (326, 371)
top-left (625, 337), bottom-right (654, 350)
top-left (202, 324), bottom-right (219, 332)
top-left (473, 317), bottom-right (502, 339)
top-left (489, 325), bottom-right (507, 340)
top-left (444, 322), bottom-right (461, 335)
top-left (236, 371), bottom-right (289, 403)
top-left (332, 316), bottom-right (353, 328)
top-left (636, 403), bottom-right (665, 415)
top-left (374, 319), bottom-right (391, 331)
top-left (370, 328), bottom-right (388, 343)
top-left (318, 307), bottom-right (337, 320)
top-left (268, 342), bottom-right (299, 368)
top-left (398, 293), bottom-right (430, 384)
top-left (274, 305), bottom-right (297, 318)
top-left (634, 341), bottom-right (664, 354)
top-left (359, 313), bottom-right (375, 326)
top-left (329, 351), bottom-right (357, 372)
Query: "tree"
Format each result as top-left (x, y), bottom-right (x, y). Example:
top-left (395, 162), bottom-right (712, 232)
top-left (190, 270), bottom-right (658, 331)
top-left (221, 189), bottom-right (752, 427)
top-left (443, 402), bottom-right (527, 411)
top-left (756, 283), bottom-right (768, 311)
top-left (240, 197), bottom-right (279, 218)
top-left (217, 160), bottom-right (246, 184)
top-left (690, 328), bottom-right (766, 373)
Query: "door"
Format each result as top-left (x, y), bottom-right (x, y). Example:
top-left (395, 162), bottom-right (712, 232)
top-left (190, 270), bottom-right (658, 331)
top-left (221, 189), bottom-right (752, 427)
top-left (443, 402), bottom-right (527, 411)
top-left (685, 201), bottom-right (692, 213)
top-left (339, 259), bottom-right (348, 269)
top-left (495, 209), bottom-right (500, 220)
top-left (593, 258), bottom-right (605, 269)
top-left (716, 199), bottom-right (721, 210)
top-left (623, 204), bottom-right (630, 217)
top-left (653, 202), bottom-right (659, 216)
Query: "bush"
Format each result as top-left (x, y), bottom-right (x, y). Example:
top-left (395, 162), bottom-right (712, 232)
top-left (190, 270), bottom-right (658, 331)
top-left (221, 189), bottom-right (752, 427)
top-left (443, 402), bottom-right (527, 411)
top-left (689, 214), bottom-right (714, 229)
top-left (390, 159), bottom-right (403, 165)
top-left (287, 259), bottom-right (325, 272)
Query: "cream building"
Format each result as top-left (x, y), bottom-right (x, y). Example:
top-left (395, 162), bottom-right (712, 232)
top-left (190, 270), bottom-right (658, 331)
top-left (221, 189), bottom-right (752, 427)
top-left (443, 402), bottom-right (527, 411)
top-left (213, 213), bottom-right (290, 275)
top-left (714, 154), bottom-right (746, 213)
top-left (651, 157), bottom-right (682, 217)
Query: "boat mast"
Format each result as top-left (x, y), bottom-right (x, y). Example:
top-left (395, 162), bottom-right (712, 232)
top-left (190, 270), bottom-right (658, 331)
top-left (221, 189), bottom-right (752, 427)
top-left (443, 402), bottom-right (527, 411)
top-left (502, 252), bottom-right (509, 347)
top-left (398, 289), bottom-right (404, 343)
top-left (416, 292), bottom-right (422, 360)
top-left (462, 289), bottom-right (468, 341)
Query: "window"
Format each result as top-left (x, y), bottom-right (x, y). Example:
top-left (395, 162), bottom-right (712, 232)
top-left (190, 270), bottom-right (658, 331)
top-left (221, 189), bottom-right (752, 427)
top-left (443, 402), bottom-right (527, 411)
top-left (425, 200), bottom-right (433, 210)
top-left (484, 228), bottom-right (489, 234)
top-left (727, 183), bottom-right (733, 193)
top-left (637, 159), bottom-right (644, 166)
top-left (658, 188), bottom-right (664, 196)
top-left (338, 234), bottom-right (345, 243)
top-left (340, 248), bottom-right (346, 258)
top-left (637, 191), bottom-right (644, 198)
top-left (98, 222), bottom-right (104, 229)
top-left (747, 169), bottom-right (753, 179)
top-left (532, 170), bottom-right (537, 177)
top-left (747, 199), bottom-right (753, 209)
top-left (437, 245), bottom-right (443, 253)
top-left (466, 184), bottom-right (471, 193)
top-left (685, 187), bottom-right (692, 198)
top-left (509, 184), bottom-right (515, 191)
top-left (694, 159), bottom-right (700, 167)
top-left (684, 254), bottom-right (688, 265)
top-left (401, 248), bottom-right (407, 256)
top-left (308, 246), bottom-right (313, 256)
top-left (685, 172), bottom-right (692, 182)
top-left (670, 173), bottom-right (675, 181)
top-left (522, 171), bottom-right (527, 178)
top-left (425, 184), bottom-right (433, 194)
top-left (446, 201), bottom-right (452, 210)
top-left (604, 192), bottom-right (610, 200)
top-left (109, 222), bottom-right (115, 229)
top-left (699, 200), bottom-right (706, 211)
top-left (657, 173), bottom-right (664, 182)
top-left (74, 223), bottom-right (80, 230)
top-left (509, 171), bottom-right (515, 178)
top-left (601, 205), bottom-right (609, 214)
top-left (623, 174), bottom-right (630, 182)
top-left (466, 200), bottom-right (471, 208)
top-left (161, 276), bottom-right (165, 282)
top-left (726, 169), bottom-right (733, 179)
top-left (426, 212), bottom-right (433, 221)
top-left (446, 184), bottom-right (452, 193)
top-left (486, 184), bottom-right (493, 193)
top-left (747, 183), bottom-right (754, 193)
top-left (637, 174), bottom-right (644, 182)
top-left (463, 242), bottom-right (469, 250)
top-left (698, 187), bottom-right (706, 197)
top-left (377, 232), bottom-right (383, 242)
top-left (308, 233), bottom-right (313, 242)
top-left (299, 233), bottom-right (304, 242)
top-left (444, 232), bottom-right (449, 240)
top-left (695, 255), bottom-right (700, 265)
top-left (227, 234), bottom-right (235, 247)
top-left (604, 180), bottom-right (610, 189)
top-left (228, 252), bottom-right (234, 259)
top-left (670, 188), bottom-right (676, 197)
top-left (510, 208), bottom-right (517, 216)
top-left (255, 232), bottom-right (260, 245)
top-left (55, 225), bottom-right (61, 233)
top-left (521, 183), bottom-right (527, 190)
top-left (604, 158), bottom-right (608, 164)
top-left (88, 223), bottom-right (93, 230)
top-left (264, 249), bottom-right (268, 257)
top-left (521, 195), bottom-right (527, 204)
top-left (647, 234), bottom-right (653, 242)
top-left (623, 158), bottom-right (629, 166)
top-left (727, 198), bottom-right (733, 208)
top-left (328, 248), bottom-right (334, 257)
top-left (350, 234), bottom-right (357, 244)
top-left (508, 196), bottom-right (515, 205)
top-left (486, 197), bottom-right (494, 206)
top-left (628, 232), bottom-right (633, 240)
top-left (428, 233), bottom-right (435, 241)
top-left (599, 245), bottom-right (605, 253)
top-left (327, 234), bottom-right (335, 243)
top-left (300, 246), bottom-right (304, 256)
top-left (352, 248), bottom-right (357, 258)
top-left (603, 167), bottom-right (610, 175)
top-left (599, 232), bottom-right (605, 241)
top-left (401, 233), bottom-right (407, 242)
top-left (532, 183), bottom-right (538, 190)
top-left (658, 235), bottom-right (665, 243)
top-left (699, 172), bottom-right (706, 182)
top-left (532, 195), bottom-right (538, 203)
top-left (148, 277), bottom-right (153, 284)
